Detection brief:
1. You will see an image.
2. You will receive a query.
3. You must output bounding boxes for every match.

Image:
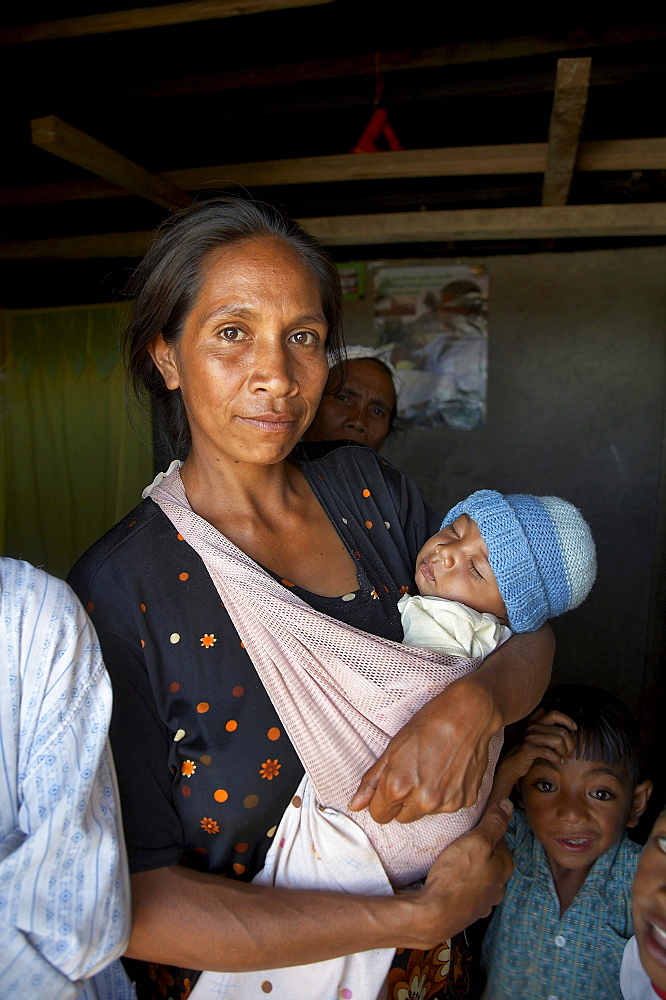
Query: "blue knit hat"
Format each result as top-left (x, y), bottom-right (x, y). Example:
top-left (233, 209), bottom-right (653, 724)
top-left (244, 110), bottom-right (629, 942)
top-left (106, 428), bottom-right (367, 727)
top-left (441, 491), bottom-right (597, 633)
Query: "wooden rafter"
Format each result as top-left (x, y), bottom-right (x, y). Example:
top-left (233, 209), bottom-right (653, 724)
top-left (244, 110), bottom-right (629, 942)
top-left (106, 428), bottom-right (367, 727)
top-left (542, 57), bottom-right (592, 206)
top-left (7, 137), bottom-right (666, 210)
top-left (31, 116), bottom-right (191, 212)
top-left (0, 0), bottom-right (333, 44)
top-left (106, 32), bottom-right (666, 103)
top-left (3, 204), bottom-right (666, 260)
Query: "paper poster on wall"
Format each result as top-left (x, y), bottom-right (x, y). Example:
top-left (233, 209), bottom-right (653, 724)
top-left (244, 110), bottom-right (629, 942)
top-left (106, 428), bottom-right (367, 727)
top-left (372, 263), bottom-right (488, 430)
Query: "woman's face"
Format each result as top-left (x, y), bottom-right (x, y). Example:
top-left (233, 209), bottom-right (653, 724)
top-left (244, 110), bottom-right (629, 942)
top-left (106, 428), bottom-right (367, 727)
top-left (150, 236), bottom-right (330, 469)
top-left (304, 358), bottom-right (396, 452)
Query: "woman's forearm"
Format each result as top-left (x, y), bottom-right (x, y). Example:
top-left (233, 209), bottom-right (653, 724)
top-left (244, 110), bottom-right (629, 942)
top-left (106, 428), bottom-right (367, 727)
top-left (471, 622), bottom-right (555, 730)
top-left (127, 801), bottom-right (513, 972)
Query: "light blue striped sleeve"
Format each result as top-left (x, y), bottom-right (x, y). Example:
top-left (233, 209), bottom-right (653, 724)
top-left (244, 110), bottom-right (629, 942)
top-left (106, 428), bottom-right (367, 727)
top-left (0, 559), bottom-right (134, 999)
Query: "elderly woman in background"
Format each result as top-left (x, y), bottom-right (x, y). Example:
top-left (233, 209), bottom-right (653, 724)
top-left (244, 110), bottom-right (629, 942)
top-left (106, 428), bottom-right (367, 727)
top-left (304, 345), bottom-right (400, 452)
top-left (69, 198), bottom-right (553, 1000)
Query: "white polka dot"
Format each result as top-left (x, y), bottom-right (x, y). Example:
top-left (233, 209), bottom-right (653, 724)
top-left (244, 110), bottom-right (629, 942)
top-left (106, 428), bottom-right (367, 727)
top-left (384, 521), bottom-right (390, 529)
top-left (342, 517), bottom-right (348, 524)
top-left (266, 825), bottom-right (277, 838)
top-left (170, 632), bottom-right (180, 644)
top-left (174, 728), bottom-right (186, 742)
top-left (341, 593), bottom-right (356, 602)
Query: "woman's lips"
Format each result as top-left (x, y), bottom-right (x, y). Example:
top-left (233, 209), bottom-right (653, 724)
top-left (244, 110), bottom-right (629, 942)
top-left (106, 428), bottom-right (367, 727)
top-left (418, 559), bottom-right (435, 583)
top-left (239, 414), bottom-right (297, 433)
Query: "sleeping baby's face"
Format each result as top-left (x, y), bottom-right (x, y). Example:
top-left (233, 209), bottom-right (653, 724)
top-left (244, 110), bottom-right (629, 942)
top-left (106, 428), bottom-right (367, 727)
top-left (415, 514), bottom-right (508, 621)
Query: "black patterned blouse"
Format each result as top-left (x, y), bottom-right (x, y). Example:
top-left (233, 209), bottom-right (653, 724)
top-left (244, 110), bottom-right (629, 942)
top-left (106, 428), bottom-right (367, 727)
top-left (69, 444), bottom-right (447, 998)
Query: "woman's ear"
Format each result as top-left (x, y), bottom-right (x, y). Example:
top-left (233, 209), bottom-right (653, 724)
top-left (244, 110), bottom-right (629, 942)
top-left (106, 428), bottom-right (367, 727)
top-left (149, 333), bottom-right (180, 390)
top-left (627, 779), bottom-right (653, 828)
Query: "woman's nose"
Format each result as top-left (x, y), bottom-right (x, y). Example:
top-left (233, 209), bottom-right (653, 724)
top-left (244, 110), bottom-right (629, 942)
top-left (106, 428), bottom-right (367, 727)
top-left (248, 340), bottom-right (298, 397)
top-left (345, 404), bottom-right (366, 435)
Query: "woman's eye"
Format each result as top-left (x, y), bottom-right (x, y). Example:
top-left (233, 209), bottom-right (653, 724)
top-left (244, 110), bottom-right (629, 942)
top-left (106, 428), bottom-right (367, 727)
top-left (534, 780), bottom-right (555, 792)
top-left (219, 326), bottom-right (246, 341)
top-left (291, 330), bottom-right (317, 345)
top-left (591, 789), bottom-right (614, 801)
top-left (370, 407), bottom-right (388, 420)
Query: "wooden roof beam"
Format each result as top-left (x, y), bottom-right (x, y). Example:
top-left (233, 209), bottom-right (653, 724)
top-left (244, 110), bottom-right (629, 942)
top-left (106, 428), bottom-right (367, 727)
top-left (1, 0), bottom-right (333, 44)
top-left (8, 137), bottom-right (666, 210)
top-left (542, 57), bottom-right (591, 206)
top-left (3, 204), bottom-right (666, 259)
top-left (31, 115), bottom-right (191, 212)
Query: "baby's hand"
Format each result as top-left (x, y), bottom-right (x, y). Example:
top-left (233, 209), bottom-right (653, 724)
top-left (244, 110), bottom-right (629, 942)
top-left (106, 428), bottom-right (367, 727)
top-left (495, 709), bottom-right (576, 794)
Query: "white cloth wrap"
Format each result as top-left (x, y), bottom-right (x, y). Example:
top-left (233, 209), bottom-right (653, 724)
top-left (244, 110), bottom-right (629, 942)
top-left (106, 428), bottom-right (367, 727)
top-left (398, 593), bottom-right (511, 658)
top-left (192, 774), bottom-right (394, 1000)
top-left (151, 468), bottom-right (503, 887)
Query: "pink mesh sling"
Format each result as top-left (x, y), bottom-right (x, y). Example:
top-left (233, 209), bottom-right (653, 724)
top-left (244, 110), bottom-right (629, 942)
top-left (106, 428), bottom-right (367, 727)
top-left (151, 469), bottom-right (503, 887)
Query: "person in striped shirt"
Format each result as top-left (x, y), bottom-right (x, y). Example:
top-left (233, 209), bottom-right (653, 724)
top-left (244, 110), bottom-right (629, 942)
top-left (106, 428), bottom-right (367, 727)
top-left (0, 557), bottom-right (135, 999)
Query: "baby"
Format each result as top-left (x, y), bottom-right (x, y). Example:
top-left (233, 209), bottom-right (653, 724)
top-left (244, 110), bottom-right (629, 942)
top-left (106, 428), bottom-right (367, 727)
top-left (399, 489), bottom-right (597, 656)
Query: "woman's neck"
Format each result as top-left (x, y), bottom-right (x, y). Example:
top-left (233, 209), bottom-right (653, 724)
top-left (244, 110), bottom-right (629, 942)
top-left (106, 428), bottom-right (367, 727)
top-left (180, 452), bottom-right (303, 535)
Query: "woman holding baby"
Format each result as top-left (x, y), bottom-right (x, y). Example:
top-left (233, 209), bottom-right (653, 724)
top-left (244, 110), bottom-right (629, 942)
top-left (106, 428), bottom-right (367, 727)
top-left (69, 198), bottom-right (553, 1000)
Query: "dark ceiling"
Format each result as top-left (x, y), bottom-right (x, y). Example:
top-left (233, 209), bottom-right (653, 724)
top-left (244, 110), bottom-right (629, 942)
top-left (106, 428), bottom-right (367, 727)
top-left (2, 6), bottom-right (666, 306)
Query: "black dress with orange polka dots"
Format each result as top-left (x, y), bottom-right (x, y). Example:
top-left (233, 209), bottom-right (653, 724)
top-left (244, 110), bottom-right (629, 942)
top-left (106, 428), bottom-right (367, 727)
top-left (69, 444), bottom-right (472, 1000)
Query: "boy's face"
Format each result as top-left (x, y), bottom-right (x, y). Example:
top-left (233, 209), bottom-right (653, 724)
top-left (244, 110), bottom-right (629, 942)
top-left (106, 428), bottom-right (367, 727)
top-left (520, 753), bottom-right (648, 884)
top-left (632, 812), bottom-right (666, 991)
top-left (415, 514), bottom-right (507, 621)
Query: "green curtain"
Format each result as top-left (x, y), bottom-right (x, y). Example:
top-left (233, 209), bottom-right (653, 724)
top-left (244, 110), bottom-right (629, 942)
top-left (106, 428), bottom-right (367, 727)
top-left (0, 304), bottom-right (153, 580)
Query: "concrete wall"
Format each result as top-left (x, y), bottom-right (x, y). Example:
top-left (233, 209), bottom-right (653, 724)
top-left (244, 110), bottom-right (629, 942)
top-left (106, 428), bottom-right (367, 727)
top-left (343, 247), bottom-right (666, 718)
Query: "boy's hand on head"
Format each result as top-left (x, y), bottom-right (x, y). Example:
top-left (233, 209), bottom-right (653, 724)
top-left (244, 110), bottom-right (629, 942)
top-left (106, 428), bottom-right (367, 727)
top-left (496, 709), bottom-right (576, 792)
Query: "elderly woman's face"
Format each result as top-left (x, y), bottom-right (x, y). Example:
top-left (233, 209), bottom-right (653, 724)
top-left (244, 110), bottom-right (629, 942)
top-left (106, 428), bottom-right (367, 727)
top-left (150, 236), bottom-right (330, 467)
top-left (304, 359), bottom-right (396, 452)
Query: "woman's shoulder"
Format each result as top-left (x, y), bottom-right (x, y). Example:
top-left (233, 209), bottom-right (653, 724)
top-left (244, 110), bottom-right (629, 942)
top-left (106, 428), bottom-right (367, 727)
top-left (68, 498), bottom-right (170, 602)
top-left (299, 442), bottom-right (410, 498)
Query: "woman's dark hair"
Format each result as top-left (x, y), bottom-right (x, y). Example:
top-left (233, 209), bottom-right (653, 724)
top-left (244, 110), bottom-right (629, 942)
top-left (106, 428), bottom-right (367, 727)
top-left (536, 683), bottom-right (643, 785)
top-left (123, 196), bottom-right (344, 458)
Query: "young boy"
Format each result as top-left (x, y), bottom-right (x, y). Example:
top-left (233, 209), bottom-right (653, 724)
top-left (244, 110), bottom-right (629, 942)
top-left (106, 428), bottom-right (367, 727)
top-left (621, 808), bottom-right (666, 999)
top-left (481, 683), bottom-right (653, 1000)
top-left (400, 489), bottom-right (597, 656)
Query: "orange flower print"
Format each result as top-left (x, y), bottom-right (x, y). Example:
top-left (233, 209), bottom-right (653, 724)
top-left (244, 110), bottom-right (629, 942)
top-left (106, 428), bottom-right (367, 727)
top-left (200, 633), bottom-right (216, 648)
top-left (200, 817), bottom-right (220, 834)
top-left (259, 758), bottom-right (281, 780)
top-left (399, 585), bottom-right (410, 596)
top-left (370, 588), bottom-right (379, 600)
top-left (181, 760), bottom-right (196, 777)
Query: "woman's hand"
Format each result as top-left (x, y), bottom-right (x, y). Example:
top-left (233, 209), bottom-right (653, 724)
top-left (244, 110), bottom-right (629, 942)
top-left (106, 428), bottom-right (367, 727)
top-left (408, 798), bottom-right (514, 948)
top-left (350, 671), bottom-right (499, 823)
top-left (350, 625), bottom-right (555, 823)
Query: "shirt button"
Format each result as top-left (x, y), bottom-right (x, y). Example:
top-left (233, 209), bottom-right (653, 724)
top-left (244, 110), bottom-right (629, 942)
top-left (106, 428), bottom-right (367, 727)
top-left (554, 935), bottom-right (566, 948)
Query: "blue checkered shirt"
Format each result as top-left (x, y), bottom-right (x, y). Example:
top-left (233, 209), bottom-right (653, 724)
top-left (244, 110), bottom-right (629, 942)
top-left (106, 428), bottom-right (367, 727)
top-left (482, 807), bottom-right (642, 1000)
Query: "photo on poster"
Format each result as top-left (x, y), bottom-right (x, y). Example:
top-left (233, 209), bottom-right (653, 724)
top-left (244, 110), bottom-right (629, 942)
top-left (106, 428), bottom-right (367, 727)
top-left (372, 263), bottom-right (488, 430)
